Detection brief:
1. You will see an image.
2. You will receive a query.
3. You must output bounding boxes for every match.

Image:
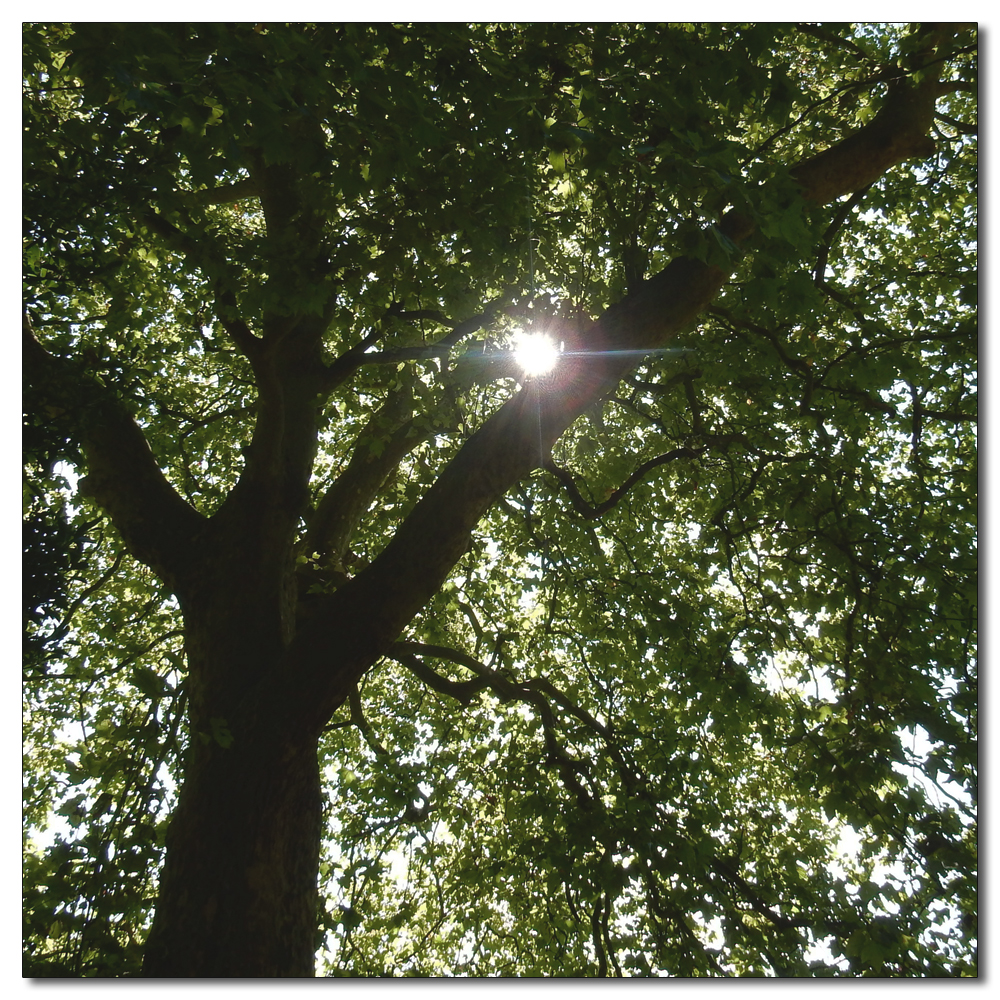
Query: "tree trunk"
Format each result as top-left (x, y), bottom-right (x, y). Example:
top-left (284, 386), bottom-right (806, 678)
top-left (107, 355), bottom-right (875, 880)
top-left (141, 527), bottom-right (325, 977)
top-left (141, 708), bottom-right (322, 977)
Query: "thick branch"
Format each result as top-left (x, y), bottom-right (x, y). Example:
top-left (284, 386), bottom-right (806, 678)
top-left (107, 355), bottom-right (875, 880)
top-left (211, 314), bottom-right (327, 540)
top-left (270, 26), bottom-right (956, 735)
top-left (302, 386), bottom-right (436, 569)
top-left (281, 249), bottom-right (737, 732)
top-left (23, 314), bottom-right (206, 590)
top-left (790, 27), bottom-right (947, 203)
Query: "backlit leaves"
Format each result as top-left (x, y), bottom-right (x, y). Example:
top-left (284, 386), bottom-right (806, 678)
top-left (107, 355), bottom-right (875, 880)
top-left (24, 21), bottom-right (975, 977)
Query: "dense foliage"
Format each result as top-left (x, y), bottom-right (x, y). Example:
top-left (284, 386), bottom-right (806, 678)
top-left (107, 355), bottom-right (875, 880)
top-left (23, 23), bottom-right (976, 977)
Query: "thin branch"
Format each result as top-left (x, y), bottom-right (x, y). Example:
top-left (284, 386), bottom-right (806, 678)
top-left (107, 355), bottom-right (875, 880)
top-left (813, 184), bottom-right (874, 284)
top-left (602, 891), bottom-right (623, 977)
top-left (391, 640), bottom-right (496, 680)
top-left (708, 857), bottom-right (815, 932)
top-left (348, 685), bottom-right (390, 756)
top-left (936, 80), bottom-right (976, 95)
top-left (389, 640), bottom-right (596, 805)
top-left (214, 289), bottom-right (263, 361)
top-left (184, 177), bottom-right (259, 208)
top-left (545, 448), bottom-right (706, 521)
top-left (140, 212), bottom-right (263, 362)
top-left (794, 23), bottom-right (871, 61)
top-left (389, 649), bottom-right (489, 705)
top-left (591, 901), bottom-right (608, 977)
top-left (391, 640), bottom-right (640, 788)
top-left (920, 407), bottom-right (977, 424)
top-left (152, 400), bottom-right (256, 433)
top-left (934, 111), bottom-right (977, 135)
top-left (708, 307), bottom-right (811, 376)
top-left (320, 304), bottom-right (503, 394)
top-left (49, 549), bottom-right (127, 643)
top-left (338, 345), bottom-right (453, 366)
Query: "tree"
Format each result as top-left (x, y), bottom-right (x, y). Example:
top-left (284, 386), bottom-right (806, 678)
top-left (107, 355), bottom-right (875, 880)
top-left (23, 22), bottom-right (977, 978)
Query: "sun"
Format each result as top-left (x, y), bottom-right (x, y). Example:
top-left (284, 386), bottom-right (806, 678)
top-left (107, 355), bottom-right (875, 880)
top-left (511, 331), bottom-right (561, 377)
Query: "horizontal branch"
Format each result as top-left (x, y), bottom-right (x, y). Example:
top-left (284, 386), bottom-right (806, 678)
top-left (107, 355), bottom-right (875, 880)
top-left (388, 642), bottom-right (599, 809)
top-left (935, 111), bottom-right (977, 135)
top-left (320, 304), bottom-right (503, 393)
top-left (390, 639), bottom-right (639, 793)
top-left (388, 647), bottom-right (490, 705)
top-left (185, 177), bottom-right (259, 208)
top-left (340, 346), bottom-right (452, 367)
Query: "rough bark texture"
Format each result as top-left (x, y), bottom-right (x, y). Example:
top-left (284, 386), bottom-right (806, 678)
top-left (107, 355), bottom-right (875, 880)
top-left (140, 730), bottom-right (322, 977)
top-left (24, 31), bottom-right (952, 977)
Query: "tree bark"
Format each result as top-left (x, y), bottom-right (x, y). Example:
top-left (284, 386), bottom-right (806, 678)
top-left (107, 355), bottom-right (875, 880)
top-left (140, 721), bottom-right (322, 977)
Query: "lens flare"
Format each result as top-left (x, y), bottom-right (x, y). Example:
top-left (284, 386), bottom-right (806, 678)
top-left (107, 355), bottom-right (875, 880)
top-left (512, 331), bottom-right (560, 377)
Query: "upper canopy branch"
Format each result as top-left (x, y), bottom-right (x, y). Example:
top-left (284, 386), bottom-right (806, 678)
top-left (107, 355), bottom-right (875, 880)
top-left (546, 448), bottom-right (707, 521)
top-left (320, 303), bottom-right (504, 393)
top-left (184, 177), bottom-right (260, 208)
top-left (790, 26), bottom-right (951, 204)
top-left (275, 23), bottom-right (962, 735)
top-left (140, 211), bottom-right (265, 363)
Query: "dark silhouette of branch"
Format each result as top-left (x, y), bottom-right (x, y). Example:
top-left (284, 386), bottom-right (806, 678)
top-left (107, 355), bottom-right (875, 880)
top-left (935, 111), bottom-right (977, 135)
top-left (185, 177), bottom-right (259, 207)
top-left (545, 448), bottom-right (707, 520)
top-left (23, 313), bottom-right (205, 590)
top-left (320, 305), bottom-right (503, 393)
top-left (813, 184), bottom-right (874, 283)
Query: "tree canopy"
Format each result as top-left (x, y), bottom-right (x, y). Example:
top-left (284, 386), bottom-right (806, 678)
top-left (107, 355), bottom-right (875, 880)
top-left (23, 22), bottom-right (977, 977)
